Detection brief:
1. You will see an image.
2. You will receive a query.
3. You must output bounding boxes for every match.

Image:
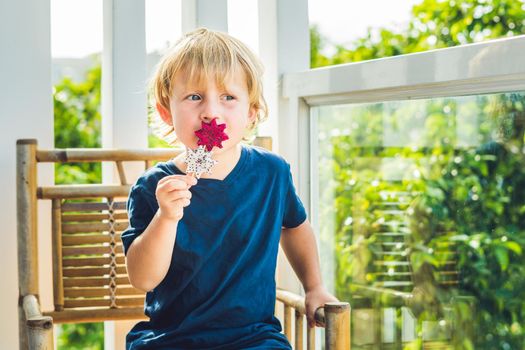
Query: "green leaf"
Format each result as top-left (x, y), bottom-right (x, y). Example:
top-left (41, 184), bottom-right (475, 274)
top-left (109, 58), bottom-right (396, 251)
top-left (504, 241), bottom-right (522, 255)
top-left (494, 246), bottom-right (509, 271)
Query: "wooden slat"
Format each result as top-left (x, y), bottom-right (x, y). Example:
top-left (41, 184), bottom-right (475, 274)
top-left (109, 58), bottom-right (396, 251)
top-left (38, 185), bottom-right (130, 199)
top-left (307, 326), bottom-right (315, 350)
top-left (374, 209), bottom-right (406, 215)
top-left (62, 244), bottom-right (124, 256)
top-left (62, 201), bottom-right (127, 212)
top-left (52, 199), bottom-right (64, 311)
top-left (375, 201), bottom-right (410, 206)
top-left (378, 221), bottom-right (409, 228)
top-left (284, 304), bottom-right (292, 342)
top-left (44, 307), bottom-right (147, 324)
top-left (64, 276), bottom-right (131, 288)
top-left (371, 272), bottom-right (412, 277)
top-left (373, 251), bottom-right (411, 256)
top-left (62, 266), bottom-right (128, 277)
top-left (374, 261), bottom-right (411, 267)
top-left (375, 232), bottom-right (410, 237)
top-left (64, 287), bottom-right (144, 298)
top-left (374, 281), bottom-right (413, 288)
top-left (62, 233), bottom-right (122, 246)
top-left (295, 310), bottom-right (304, 350)
top-left (116, 161), bottom-right (128, 185)
top-left (63, 297), bottom-right (144, 309)
top-left (62, 212), bottom-right (128, 222)
top-left (62, 256), bottom-right (125, 267)
top-left (62, 221), bottom-right (128, 234)
top-left (36, 148), bottom-right (181, 162)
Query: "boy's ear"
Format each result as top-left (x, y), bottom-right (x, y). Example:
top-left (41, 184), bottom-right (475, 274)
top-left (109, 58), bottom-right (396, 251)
top-left (156, 103), bottom-right (173, 126)
top-left (247, 107), bottom-right (257, 126)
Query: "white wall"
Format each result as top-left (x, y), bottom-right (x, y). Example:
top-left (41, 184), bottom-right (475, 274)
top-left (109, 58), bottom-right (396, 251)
top-left (0, 0), bottom-right (54, 349)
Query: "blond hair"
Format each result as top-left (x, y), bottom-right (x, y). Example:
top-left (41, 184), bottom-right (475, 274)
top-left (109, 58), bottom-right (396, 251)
top-left (149, 27), bottom-right (268, 145)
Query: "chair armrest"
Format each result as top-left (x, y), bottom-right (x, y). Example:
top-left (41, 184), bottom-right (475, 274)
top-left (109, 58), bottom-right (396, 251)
top-left (276, 288), bottom-right (350, 349)
top-left (277, 288), bottom-right (326, 324)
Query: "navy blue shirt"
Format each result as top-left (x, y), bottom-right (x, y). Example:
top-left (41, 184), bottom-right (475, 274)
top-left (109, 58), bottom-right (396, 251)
top-left (121, 145), bottom-right (307, 349)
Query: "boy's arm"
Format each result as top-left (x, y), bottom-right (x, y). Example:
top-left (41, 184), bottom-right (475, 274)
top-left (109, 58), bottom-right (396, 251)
top-left (126, 174), bottom-right (195, 292)
top-left (280, 219), bottom-right (339, 327)
top-left (126, 211), bottom-right (179, 292)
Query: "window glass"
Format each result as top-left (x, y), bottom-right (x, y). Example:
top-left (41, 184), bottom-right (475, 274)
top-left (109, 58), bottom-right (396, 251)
top-left (314, 92), bottom-right (525, 349)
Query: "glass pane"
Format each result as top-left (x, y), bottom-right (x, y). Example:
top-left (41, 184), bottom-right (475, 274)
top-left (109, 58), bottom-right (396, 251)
top-left (314, 92), bottom-right (525, 349)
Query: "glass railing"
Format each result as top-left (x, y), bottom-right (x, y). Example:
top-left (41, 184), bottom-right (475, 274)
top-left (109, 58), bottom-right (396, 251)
top-left (313, 91), bottom-right (525, 349)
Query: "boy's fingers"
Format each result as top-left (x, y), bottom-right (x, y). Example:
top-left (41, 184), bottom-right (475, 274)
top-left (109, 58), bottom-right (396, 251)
top-left (167, 190), bottom-right (192, 202)
top-left (163, 179), bottom-right (190, 191)
top-left (308, 319), bottom-right (315, 328)
top-left (158, 174), bottom-right (197, 187)
top-left (169, 197), bottom-right (191, 208)
top-left (159, 176), bottom-right (197, 192)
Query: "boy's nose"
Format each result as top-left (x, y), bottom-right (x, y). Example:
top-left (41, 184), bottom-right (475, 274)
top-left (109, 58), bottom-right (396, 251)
top-left (200, 101), bottom-right (222, 122)
top-left (199, 113), bottom-right (217, 122)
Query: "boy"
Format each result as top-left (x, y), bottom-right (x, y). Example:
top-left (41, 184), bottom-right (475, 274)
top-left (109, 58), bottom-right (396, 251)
top-left (121, 27), bottom-right (337, 349)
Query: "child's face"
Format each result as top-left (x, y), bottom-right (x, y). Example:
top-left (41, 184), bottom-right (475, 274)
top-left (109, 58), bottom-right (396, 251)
top-left (159, 68), bottom-right (256, 154)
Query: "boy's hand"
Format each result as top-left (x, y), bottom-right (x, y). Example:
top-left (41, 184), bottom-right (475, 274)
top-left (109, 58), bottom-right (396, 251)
top-left (155, 174), bottom-right (197, 222)
top-left (305, 285), bottom-right (339, 328)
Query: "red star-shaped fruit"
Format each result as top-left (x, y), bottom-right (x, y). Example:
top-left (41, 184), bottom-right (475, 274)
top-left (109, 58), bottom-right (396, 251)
top-left (194, 119), bottom-right (229, 152)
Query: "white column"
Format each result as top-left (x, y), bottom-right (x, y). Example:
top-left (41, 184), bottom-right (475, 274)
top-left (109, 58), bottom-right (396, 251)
top-left (0, 0), bottom-right (54, 349)
top-left (182, 0), bottom-right (228, 33)
top-left (101, 1), bottom-right (147, 349)
top-left (257, 0), bottom-right (278, 145)
top-left (102, 0), bottom-right (148, 151)
top-left (258, 0), bottom-right (310, 295)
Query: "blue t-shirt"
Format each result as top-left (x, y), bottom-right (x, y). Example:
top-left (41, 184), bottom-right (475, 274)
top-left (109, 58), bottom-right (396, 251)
top-left (121, 145), bottom-right (307, 350)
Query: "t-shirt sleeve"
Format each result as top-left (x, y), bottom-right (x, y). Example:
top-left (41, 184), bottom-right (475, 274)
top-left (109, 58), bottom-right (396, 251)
top-left (121, 184), bottom-right (157, 256)
top-left (282, 164), bottom-right (307, 228)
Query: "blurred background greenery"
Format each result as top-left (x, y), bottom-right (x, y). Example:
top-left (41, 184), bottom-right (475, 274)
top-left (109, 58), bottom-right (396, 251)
top-left (54, 0), bottom-right (525, 348)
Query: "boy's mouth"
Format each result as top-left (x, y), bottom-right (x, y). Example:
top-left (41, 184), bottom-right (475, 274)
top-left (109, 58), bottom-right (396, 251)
top-left (194, 119), bottom-right (229, 152)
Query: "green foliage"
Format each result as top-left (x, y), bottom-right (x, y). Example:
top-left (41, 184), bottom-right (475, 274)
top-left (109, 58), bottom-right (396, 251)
top-left (311, 0), bottom-right (525, 68)
top-left (57, 323), bottom-right (104, 350)
top-left (54, 57), bottom-right (102, 184)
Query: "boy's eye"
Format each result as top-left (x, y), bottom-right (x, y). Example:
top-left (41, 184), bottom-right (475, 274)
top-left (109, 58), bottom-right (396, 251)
top-left (223, 95), bottom-right (235, 101)
top-left (187, 94), bottom-right (201, 101)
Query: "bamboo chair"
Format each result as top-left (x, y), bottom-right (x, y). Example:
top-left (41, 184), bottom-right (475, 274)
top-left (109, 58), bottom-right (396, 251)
top-left (16, 137), bottom-right (350, 350)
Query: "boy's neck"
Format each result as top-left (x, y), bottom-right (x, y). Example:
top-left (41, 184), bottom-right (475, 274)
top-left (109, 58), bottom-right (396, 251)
top-left (174, 143), bottom-right (243, 181)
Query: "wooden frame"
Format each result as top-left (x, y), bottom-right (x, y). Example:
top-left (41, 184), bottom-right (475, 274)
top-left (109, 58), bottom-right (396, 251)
top-left (16, 137), bottom-right (350, 350)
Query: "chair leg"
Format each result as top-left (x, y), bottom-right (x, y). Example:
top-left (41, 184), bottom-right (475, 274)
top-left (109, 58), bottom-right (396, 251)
top-left (324, 302), bottom-right (351, 350)
top-left (19, 302), bottom-right (29, 350)
top-left (22, 295), bottom-right (54, 350)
